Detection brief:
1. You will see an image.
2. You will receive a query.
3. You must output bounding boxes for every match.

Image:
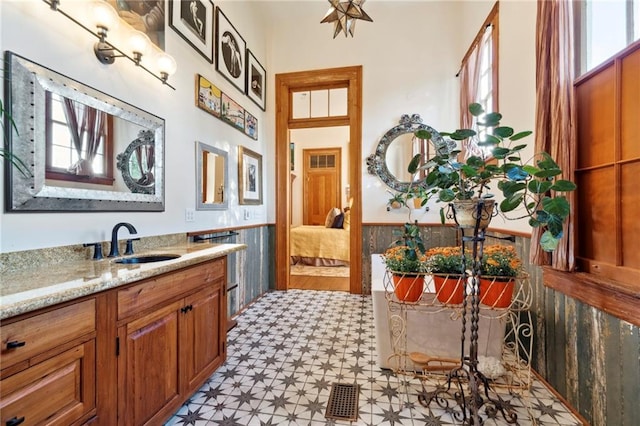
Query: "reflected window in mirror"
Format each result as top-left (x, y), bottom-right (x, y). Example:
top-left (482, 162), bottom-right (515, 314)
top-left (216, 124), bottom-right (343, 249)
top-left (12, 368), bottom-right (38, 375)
top-left (196, 141), bottom-right (228, 210)
top-left (45, 93), bottom-right (115, 186)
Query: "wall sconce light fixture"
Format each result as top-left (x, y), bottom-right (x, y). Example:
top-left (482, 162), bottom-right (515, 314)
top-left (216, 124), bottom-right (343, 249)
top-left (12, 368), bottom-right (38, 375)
top-left (44, 0), bottom-right (177, 89)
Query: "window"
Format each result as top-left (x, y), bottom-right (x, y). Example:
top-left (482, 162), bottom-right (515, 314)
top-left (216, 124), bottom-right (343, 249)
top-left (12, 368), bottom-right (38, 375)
top-left (576, 0), bottom-right (640, 75)
top-left (291, 87), bottom-right (348, 119)
top-left (458, 2), bottom-right (498, 160)
top-left (45, 93), bottom-right (114, 185)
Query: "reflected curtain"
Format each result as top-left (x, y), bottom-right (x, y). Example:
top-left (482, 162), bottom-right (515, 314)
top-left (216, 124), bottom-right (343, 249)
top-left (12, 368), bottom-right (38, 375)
top-left (530, 0), bottom-right (576, 271)
top-left (459, 25), bottom-right (491, 159)
top-left (62, 98), bottom-right (106, 175)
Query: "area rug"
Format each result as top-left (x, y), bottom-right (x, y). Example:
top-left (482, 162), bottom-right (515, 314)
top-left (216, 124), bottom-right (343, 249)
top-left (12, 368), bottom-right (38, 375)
top-left (290, 264), bottom-right (350, 278)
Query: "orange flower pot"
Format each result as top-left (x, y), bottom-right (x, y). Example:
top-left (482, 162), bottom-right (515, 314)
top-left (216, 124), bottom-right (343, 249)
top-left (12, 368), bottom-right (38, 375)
top-left (392, 274), bottom-right (424, 302)
top-left (479, 277), bottom-right (514, 308)
top-left (432, 274), bottom-right (465, 304)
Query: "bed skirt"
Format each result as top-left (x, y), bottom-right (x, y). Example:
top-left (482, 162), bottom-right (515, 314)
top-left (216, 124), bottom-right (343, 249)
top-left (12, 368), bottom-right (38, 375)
top-left (290, 256), bottom-right (349, 267)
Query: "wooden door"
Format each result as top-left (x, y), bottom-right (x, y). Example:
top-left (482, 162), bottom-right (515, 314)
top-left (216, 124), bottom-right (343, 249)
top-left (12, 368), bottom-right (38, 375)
top-left (303, 148), bottom-right (341, 225)
top-left (118, 301), bottom-right (181, 426)
top-left (181, 284), bottom-right (226, 393)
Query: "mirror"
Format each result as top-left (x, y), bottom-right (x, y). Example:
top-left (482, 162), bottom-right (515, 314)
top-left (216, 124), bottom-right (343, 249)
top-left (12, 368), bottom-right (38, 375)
top-left (117, 131), bottom-right (156, 194)
top-left (4, 51), bottom-right (165, 212)
top-left (196, 141), bottom-right (228, 210)
top-left (366, 114), bottom-right (454, 192)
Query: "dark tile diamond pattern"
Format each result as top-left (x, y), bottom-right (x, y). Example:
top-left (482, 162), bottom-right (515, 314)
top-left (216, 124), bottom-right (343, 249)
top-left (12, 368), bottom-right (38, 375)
top-left (165, 290), bottom-right (583, 426)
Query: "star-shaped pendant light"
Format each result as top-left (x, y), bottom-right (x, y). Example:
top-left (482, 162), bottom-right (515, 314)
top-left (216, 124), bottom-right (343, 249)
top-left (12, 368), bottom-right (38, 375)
top-left (321, 0), bottom-right (373, 38)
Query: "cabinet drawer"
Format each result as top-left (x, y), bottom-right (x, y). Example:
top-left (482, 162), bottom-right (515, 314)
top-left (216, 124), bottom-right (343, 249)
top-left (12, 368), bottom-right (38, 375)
top-left (0, 340), bottom-right (96, 426)
top-left (1, 299), bottom-right (96, 370)
top-left (117, 258), bottom-right (225, 320)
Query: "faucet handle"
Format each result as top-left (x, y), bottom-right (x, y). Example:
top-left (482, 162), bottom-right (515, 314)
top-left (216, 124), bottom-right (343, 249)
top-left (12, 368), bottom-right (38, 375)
top-left (125, 238), bottom-right (140, 255)
top-left (83, 243), bottom-right (104, 260)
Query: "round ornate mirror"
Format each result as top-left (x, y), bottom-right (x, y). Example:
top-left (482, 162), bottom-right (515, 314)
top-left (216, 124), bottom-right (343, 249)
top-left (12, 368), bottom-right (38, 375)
top-left (366, 114), bottom-right (454, 192)
top-left (116, 130), bottom-right (156, 194)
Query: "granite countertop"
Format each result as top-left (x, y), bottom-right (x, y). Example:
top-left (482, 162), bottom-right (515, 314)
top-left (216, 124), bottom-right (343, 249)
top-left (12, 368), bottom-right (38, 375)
top-left (1, 242), bottom-right (247, 320)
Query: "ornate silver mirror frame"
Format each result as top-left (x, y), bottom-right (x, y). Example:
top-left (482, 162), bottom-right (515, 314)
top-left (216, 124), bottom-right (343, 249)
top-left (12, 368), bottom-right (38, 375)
top-left (195, 141), bottom-right (228, 211)
top-left (366, 114), bottom-right (453, 192)
top-left (4, 51), bottom-right (165, 212)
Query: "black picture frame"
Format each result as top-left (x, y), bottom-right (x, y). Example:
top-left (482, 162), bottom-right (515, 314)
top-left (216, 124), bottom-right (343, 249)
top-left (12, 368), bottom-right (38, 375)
top-left (238, 146), bottom-right (262, 205)
top-left (215, 8), bottom-right (246, 93)
top-left (169, 0), bottom-right (214, 63)
top-left (246, 49), bottom-right (266, 111)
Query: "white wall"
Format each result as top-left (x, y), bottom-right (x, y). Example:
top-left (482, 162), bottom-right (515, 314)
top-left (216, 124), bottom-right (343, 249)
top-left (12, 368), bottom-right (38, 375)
top-left (0, 0), bottom-right (538, 253)
top-left (0, 0), bottom-right (268, 252)
top-left (266, 0), bottom-right (537, 232)
top-left (290, 126), bottom-right (350, 226)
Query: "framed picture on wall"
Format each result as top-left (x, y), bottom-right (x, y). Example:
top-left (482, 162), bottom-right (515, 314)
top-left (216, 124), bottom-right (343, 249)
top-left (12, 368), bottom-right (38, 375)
top-left (215, 8), bottom-right (246, 93)
top-left (169, 0), bottom-right (214, 63)
top-left (238, 146), bottom-right (262, 205)
top-left (246, 49), bottom-right (266, 110)
top-left (221, 93), bottom-right (245, 131)
top-left (244, 111), bottom-right (258, 140)
top-left (196, 74), bottom-right (221, 117)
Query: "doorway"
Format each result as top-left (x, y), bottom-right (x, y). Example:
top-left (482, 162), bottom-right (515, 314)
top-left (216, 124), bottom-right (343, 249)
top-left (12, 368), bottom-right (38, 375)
top-left (275, 66), bottom-right (362, 293)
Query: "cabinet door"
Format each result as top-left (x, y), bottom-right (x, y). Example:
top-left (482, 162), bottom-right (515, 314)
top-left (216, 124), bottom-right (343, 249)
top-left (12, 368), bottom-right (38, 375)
top-left (118, 301), bottom-right (181, 426)
top-left (0, 341), bottom-right (96, 426)
top-left (181, 283), bottom-right (226, 393)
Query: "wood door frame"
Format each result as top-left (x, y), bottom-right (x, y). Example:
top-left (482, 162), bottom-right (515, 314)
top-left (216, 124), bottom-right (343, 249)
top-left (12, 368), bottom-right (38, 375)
top-left (275, 66), bottom-right (362, 294)
top-left (303, 147), bottom-right (342, 225)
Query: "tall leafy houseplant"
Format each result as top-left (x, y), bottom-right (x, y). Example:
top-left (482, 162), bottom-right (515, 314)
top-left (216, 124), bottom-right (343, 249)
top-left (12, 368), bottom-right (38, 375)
top-left (415, 103), bottom-right (576, 252)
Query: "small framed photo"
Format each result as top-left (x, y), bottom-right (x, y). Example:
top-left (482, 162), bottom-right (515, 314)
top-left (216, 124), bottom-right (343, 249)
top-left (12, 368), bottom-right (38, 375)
top-left (238, 146), bottom-right (262, 205)
top-left (244, 111), bottom-right (258, 140)
top-left (221, 93), bottom-right (245, 131)
top-left (196, 74), bottom-right (221, 117)
top-left (216, 8), bottom-right (246, 93)
top-left (169, 0), bottom-right (214, 63)
top-left (246, 49), bottom-right (266, 111)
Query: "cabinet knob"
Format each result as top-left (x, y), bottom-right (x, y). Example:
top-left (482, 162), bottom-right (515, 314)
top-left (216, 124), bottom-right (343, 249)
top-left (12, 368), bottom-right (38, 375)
top-left (6, 416), bottom-right (25, 426)
top-left (6, 341), bottom-right (26, 350)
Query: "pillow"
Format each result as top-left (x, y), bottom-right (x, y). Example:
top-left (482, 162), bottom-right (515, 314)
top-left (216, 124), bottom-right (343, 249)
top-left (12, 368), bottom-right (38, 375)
top-left (324, 207), bottom-right (341, 228)
top-left (331, 213), bottom-right (344, 229)
top-left (343, 210), bottom-right (351, 231)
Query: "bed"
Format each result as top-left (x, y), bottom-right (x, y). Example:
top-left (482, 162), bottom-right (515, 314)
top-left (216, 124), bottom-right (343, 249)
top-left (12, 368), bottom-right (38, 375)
top-left (290, 225), bottom-right (350, 266)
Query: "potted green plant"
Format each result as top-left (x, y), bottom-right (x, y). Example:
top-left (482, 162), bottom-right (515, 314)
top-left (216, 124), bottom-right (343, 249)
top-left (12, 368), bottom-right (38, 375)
top-left (414, 103), bottom-right (576, 252)
top-left (382, 218), bottom-right (429, 302)
top-left (478, 244), bottom-right (524, 308)
top-left (424, 246), bottom-right (471, 304)
top-left (386, 191), bottom-right (405, 210)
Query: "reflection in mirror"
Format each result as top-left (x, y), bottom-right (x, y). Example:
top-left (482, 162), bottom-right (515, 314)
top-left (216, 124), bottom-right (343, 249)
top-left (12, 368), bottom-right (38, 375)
top-left (366, 114), bottom-right (454, 192)
top-left (4, 51), bottom-right (165, 212)
top-left (116, 131), bottom-right (156, 194)
top-left (196, 141), bottom-right (228, 210)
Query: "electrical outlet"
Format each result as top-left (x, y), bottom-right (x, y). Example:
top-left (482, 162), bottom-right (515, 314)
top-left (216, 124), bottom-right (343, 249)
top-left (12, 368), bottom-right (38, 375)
top-left (185, 208), bottom-right (195, 222)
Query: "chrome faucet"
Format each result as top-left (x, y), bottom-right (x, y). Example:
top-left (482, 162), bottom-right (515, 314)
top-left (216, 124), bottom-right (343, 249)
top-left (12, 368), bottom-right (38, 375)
top-left (108, 222), bottom-right (137, 258)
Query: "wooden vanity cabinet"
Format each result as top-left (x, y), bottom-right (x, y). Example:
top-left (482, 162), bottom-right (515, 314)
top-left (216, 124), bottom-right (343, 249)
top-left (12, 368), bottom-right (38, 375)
top-left (0, 299), bottom-right (98, 426)
top-left (115, 258), bottom-right (227, 426)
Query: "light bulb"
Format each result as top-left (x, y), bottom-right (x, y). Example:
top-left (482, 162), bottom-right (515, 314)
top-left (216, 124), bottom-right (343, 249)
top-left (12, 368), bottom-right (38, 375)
top-left (93, 1), bottom-right (119, 32)
top-left (157, 52), bottom-right (177, 81)
top-left (129, 30), bottom-right (151, 64)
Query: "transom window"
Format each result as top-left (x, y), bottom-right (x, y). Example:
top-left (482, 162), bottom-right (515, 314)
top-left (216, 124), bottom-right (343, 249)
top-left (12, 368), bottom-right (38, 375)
top-left (576, 0), bottom-right (640, 75)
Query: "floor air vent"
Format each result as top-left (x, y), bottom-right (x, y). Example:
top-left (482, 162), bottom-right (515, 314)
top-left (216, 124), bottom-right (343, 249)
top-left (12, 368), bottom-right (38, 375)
top-left (325, 383), bottom-right (360, 422)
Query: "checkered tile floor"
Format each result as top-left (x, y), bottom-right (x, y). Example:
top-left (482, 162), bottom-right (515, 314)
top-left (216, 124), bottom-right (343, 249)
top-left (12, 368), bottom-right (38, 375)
top-left (165, 290), bottom-right (583, 425)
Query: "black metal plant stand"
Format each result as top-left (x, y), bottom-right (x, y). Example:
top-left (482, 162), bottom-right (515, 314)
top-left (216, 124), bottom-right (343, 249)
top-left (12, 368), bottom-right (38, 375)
top-left (417, 200), bottom-right (519, 425)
